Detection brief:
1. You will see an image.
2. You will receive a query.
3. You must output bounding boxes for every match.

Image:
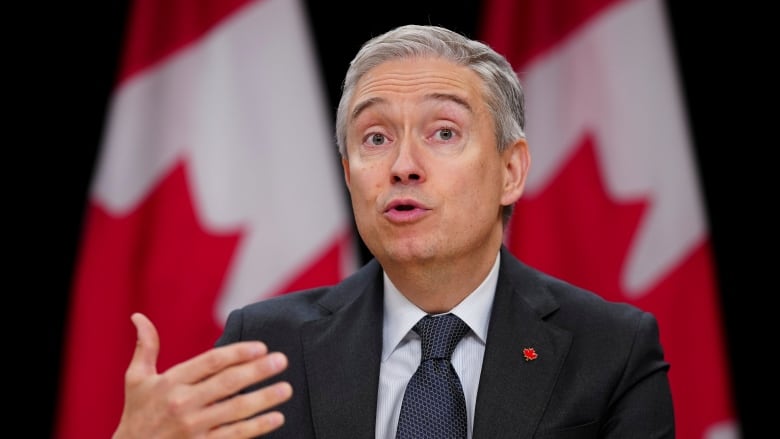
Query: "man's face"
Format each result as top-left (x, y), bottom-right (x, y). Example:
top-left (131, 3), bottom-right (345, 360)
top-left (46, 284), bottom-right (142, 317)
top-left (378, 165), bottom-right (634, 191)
top-left (342, 57), bottom-right (528, 268)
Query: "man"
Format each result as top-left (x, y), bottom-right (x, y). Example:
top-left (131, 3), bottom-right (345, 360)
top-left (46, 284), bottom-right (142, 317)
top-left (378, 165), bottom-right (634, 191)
top-left (113, 24), bottom-right (674, 438)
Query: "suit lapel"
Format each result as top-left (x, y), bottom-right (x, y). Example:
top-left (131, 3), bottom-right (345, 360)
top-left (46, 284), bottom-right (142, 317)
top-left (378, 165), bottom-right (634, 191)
top-left (472, 249), bottom-right (572, 438)
top-left (301, 261), bottom-right (384, 439)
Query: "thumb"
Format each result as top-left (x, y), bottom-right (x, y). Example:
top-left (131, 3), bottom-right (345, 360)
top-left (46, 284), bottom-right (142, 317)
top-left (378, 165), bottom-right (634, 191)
top-left (126, 312), bottom-right (160, 380)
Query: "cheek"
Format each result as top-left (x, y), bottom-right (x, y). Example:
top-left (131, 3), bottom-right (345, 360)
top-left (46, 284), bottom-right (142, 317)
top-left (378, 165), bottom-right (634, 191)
top-left (348, 165), bottom-right (383, 202)
top-left (459, 160), bottom-right (504, 208)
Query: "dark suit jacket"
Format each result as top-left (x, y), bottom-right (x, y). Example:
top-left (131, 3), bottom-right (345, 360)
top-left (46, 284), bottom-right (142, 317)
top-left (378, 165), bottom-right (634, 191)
top-left (216, 246), bottom-right (674, 438)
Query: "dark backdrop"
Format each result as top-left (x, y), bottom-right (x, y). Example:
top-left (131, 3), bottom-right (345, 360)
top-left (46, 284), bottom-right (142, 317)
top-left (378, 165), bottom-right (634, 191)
top-left (36, 1), bottom-right (769, 437)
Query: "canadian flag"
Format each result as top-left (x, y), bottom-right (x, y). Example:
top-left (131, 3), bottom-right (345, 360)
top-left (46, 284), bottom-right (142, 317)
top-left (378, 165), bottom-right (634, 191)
top-left (481, 0), bottom-right (738, 437)
top-left (55, 0), bottom-right (357, 437)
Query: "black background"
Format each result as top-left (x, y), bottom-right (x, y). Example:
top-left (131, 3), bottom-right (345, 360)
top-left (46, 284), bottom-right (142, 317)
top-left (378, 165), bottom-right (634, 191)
top-left (34, 1), bottom-right (770, 437)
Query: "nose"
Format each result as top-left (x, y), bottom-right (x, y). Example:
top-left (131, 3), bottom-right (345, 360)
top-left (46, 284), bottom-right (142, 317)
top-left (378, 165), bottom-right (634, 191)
top-left (391, 137), bottom-right (424, 184)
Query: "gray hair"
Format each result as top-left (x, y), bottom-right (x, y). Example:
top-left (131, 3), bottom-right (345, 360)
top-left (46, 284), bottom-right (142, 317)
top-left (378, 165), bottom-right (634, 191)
top-left (336, 24), bottom-right (526, 157)
top-left (334, 24), bottom-right (527, 224)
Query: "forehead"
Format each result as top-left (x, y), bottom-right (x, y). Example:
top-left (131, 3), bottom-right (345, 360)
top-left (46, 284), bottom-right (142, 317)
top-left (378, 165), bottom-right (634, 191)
top-left (349, 57), bottom-right (486, 112)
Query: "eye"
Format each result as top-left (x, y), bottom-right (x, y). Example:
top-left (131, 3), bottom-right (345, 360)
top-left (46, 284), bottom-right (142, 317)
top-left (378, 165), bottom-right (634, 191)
top-left (437, 128), bottom-right (454, 141)
top-left (367, 132), bottom-right (387, 146)
top-left (433, 127), bottom-right (458, 142)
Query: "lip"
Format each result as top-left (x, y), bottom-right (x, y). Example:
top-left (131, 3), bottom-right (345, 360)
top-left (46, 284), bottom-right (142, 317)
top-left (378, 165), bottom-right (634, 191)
top-left (383, 198), bottom-right (431, 223)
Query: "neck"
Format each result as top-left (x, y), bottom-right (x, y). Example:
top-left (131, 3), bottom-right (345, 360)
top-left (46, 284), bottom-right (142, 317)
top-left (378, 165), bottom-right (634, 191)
top-left (383, 244), bottom-right (501, 314)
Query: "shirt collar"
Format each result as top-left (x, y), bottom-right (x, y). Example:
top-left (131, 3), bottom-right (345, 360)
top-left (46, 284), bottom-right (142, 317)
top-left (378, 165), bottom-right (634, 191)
top-left (381, 252), bottom-right (500, 361)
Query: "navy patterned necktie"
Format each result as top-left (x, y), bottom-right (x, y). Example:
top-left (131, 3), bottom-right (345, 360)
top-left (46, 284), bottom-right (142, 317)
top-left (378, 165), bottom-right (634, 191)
top-left (396, 313), bottom-right (470, 439)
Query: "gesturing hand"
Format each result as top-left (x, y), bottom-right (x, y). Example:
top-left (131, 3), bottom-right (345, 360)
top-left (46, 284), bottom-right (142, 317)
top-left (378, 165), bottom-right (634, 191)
top-left (112, 312), bottom-right (293, 438)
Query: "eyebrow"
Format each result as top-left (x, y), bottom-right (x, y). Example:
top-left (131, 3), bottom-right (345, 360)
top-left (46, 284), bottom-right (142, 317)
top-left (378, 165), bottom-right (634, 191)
top-left (350, 92), bottom-right (473, 123)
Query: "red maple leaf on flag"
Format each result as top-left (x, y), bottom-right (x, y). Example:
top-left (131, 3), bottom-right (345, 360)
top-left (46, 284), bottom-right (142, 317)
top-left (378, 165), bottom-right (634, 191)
top-left (60, 159), bottom-right (241, 436)
top-left (508, 134), bottom-right (647, 302)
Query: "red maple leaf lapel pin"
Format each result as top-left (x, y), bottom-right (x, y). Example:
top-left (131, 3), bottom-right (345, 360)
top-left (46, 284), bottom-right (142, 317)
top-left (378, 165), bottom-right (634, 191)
top-left (522, 347), bottom-right (538, 361)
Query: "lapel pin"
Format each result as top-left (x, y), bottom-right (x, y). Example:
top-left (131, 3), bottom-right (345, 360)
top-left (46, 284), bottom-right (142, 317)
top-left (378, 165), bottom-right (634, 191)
top-left (523, 347), bottom-right (538, 361)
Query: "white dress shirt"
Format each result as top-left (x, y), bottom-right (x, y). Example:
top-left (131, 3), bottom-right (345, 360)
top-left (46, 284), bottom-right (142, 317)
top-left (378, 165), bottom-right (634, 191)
top-left (375, 252), bottom-right (500, 439)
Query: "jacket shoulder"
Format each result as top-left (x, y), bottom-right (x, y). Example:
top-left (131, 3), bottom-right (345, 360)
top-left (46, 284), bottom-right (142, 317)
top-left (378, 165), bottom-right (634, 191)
top-left (215, 258), bottom-right (382, 346)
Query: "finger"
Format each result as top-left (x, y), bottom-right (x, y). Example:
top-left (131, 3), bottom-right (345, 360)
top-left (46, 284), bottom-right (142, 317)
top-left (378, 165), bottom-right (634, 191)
top-left (164, 341), bottom-right (270, 386)
top-left (208, 411), bottom-right (287, 439)
top-left (125, 312), bottom-right (160, 382)
top-left (192, 351), bottom-right (289, 412)
top-left (156, 352), bottom-right (289, 434)
top-left (203, 381), bottom-right (292, 439)
top-left (199, 371), bottom-right (292, 429)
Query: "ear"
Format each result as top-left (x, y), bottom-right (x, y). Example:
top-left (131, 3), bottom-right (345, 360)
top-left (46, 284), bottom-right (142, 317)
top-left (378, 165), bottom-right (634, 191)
top-left (341, 157), bottom-right (352, 190)
top-left (500, 138), bottom-right (530, 206)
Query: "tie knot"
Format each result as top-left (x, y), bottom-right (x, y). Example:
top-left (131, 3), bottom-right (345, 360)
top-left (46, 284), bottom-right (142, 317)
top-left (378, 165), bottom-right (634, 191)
top-left (414, 313), bottom-right (469, 360)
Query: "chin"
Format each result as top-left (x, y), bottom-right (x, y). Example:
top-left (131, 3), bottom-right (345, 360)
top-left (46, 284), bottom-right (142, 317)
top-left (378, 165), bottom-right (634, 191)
top-left (379, 240), bottom-right (440, 264)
